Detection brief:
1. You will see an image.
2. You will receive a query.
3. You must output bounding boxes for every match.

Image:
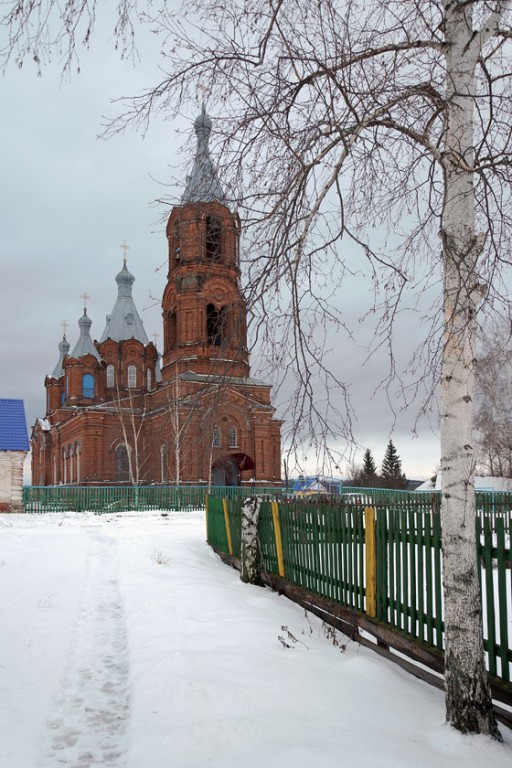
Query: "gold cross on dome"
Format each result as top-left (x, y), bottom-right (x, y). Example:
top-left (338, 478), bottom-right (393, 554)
top-left (80, 291), bottom-right (90, 310)
top-left (61, 320), bottom-right (69, 339)
top-left (120, 240), bottom-right (130, 263)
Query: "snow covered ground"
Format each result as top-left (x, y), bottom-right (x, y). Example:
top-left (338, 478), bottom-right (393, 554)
top-left (1, 509), bottom-right (511, 768)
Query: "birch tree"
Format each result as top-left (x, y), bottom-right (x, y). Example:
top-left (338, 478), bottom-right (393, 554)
top-left (164, 378), bottom-right (198, 486)
top-left (113, 380), bottom-right (148, 486)
top-left (3, 0), bottom-right (512, 738)
top-left (240, 495), bottom-right (263, 584)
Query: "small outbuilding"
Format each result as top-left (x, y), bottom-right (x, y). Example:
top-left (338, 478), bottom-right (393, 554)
top-left (0, 399), bottom-right (29, 513)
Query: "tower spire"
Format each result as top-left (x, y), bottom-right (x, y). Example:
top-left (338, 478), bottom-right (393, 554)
top-left (181, 106), bottom-right (225, 204)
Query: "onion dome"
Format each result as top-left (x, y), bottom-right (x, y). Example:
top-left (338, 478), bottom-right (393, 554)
top-left (51, 334), bottom-right (71, 377)
top-left (70, 309), bottom-right (102, 361)
top-left (181, 105), bottom-right (226, 204)
top-left (100, 259), bottom-right (149, 344)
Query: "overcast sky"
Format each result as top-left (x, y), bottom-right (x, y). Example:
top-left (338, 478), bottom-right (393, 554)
top-left (0, 9), bottom-right (442, 482)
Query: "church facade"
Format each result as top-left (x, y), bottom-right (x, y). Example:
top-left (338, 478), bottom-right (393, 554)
top-left (31, 110), bottom-right (282, 487)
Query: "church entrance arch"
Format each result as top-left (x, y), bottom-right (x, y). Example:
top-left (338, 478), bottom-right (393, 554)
top-left (212, 459), bottom-right (237, 487)
top-left (211, 453), bottom-right (255, 486)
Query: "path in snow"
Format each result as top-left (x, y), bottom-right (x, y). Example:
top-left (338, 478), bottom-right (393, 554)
top-left (37, 529), bottom-right (130, 768)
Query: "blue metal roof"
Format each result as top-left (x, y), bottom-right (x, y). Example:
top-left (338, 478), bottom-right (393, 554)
top-left (0, 399), bottom-right (29, 451)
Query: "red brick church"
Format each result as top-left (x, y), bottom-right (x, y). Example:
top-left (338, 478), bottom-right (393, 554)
top-left (31, 109), bottom-right (282, 487)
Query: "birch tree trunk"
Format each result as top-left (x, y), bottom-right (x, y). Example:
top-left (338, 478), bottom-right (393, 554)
top-left (240, 496), bottom-right (262, 585)
top-left (440, 2), bottom-right (500, 739)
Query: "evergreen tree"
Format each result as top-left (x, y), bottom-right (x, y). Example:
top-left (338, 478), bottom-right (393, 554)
top-left (381, 441), bottom-right (407, 490)
top-left (361, 449), bottom-right (378, 487)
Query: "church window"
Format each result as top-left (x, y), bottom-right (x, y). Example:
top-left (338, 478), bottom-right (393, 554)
top-left (75, 442), bottom-right (81, 483)
top-left (228, 427), bottom-right (238, 448)
top-left (128, 365), bottom-right (137, 388)
top-left (166, 312), bottom-right (177, 352)
top-left (213, 426), bottom-right (221, 447)
top-left (82, 373), bottom-right (94, 399)
top-left (206, 216), bottom-right (222, 261)
top-left (126, 312), bottom-right (134, 325)
top-left (106, 365), bottom-right (115, 388)
top-left (207, 304), bottom-right (225, 346)
top-left (147, 368), bottom-right (152, 391)
top-left (160, 444), bottom-right (168, 483)
top-left (69, 444), bottom-right (75, 484)
top-left (116, 445), bottom-right (130, 482)
top-left (39, 444), bottom-right (43, 485)
top-left (174, 222), bottom-right (181, 258)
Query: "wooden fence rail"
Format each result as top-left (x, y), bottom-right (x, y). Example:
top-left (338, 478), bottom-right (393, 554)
top-left (23, 484), bottom-right (285, 514)
top-left (206, 493), bottom-right (512, 691)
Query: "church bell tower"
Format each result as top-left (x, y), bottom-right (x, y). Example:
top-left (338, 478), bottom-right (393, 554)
top-left (161, 108), bottom-right (249, 382)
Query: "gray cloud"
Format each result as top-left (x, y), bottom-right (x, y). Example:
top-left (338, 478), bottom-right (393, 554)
top-left (1, 33), bottom-right (441, 482)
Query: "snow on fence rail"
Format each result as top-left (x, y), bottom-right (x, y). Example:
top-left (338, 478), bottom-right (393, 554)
top-left (206, 492), bottom-right (512, 689)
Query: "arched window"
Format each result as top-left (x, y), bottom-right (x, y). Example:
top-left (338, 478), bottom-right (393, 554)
top-left (116, 445), bottom-right (130, 483)
top-left (63, 447), bottom-right (68, 484)
top-left (53, 455), bottom-right (57, 485)
top-left (147, 368), bottom-right (152, 391)
top-left (39, 443), bottom-right (44, 485)
top-left (75, 442), bottom-right (81, 483)
top-left (69, 444), bottom-right (75, 484)
top-left (174, 221), bottom-right (181, 259)
top-left (207, 304), bottom-right (225, 346)
top-left (106, 365), bottom-right (115, 388)
top-left (82, 373), bottom-right (94, 398)
top-left (228, 427), bottom-right (238, 448)
top-left (206, 216), bottom-right (222, 260)
top-left (166, 311), bottom-right (177, 352)
top-left (127, 365), bottom-right (137, 388)
top-left (160, 444), bottom-right (168, 483)
top-left (213, 426), bottom-right (221, 447)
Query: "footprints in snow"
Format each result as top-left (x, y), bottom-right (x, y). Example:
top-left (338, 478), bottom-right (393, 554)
top-left (38, 532), bottom-right (130, 767)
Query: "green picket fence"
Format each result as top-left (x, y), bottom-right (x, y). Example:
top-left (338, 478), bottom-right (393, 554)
top-left (208, 497), bottom-right (368, 612)
top-left (23, 484), bottom-right (284, 514)
top-left (207, 492), bottom-right (512, 685)
top-left (478, 515), bottom-right (512, 681)
top-left (343, 487), bottom-right (512, 534)
top-left (375, 506), bottom-right (444, 648)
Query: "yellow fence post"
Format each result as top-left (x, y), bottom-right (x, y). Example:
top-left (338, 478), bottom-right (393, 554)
top-left (223, 498), bottom-right (234, 556)
top-left (365, 506), bottom-right (377, 618)
top-left (271, 501), bottom-right (285, 577)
